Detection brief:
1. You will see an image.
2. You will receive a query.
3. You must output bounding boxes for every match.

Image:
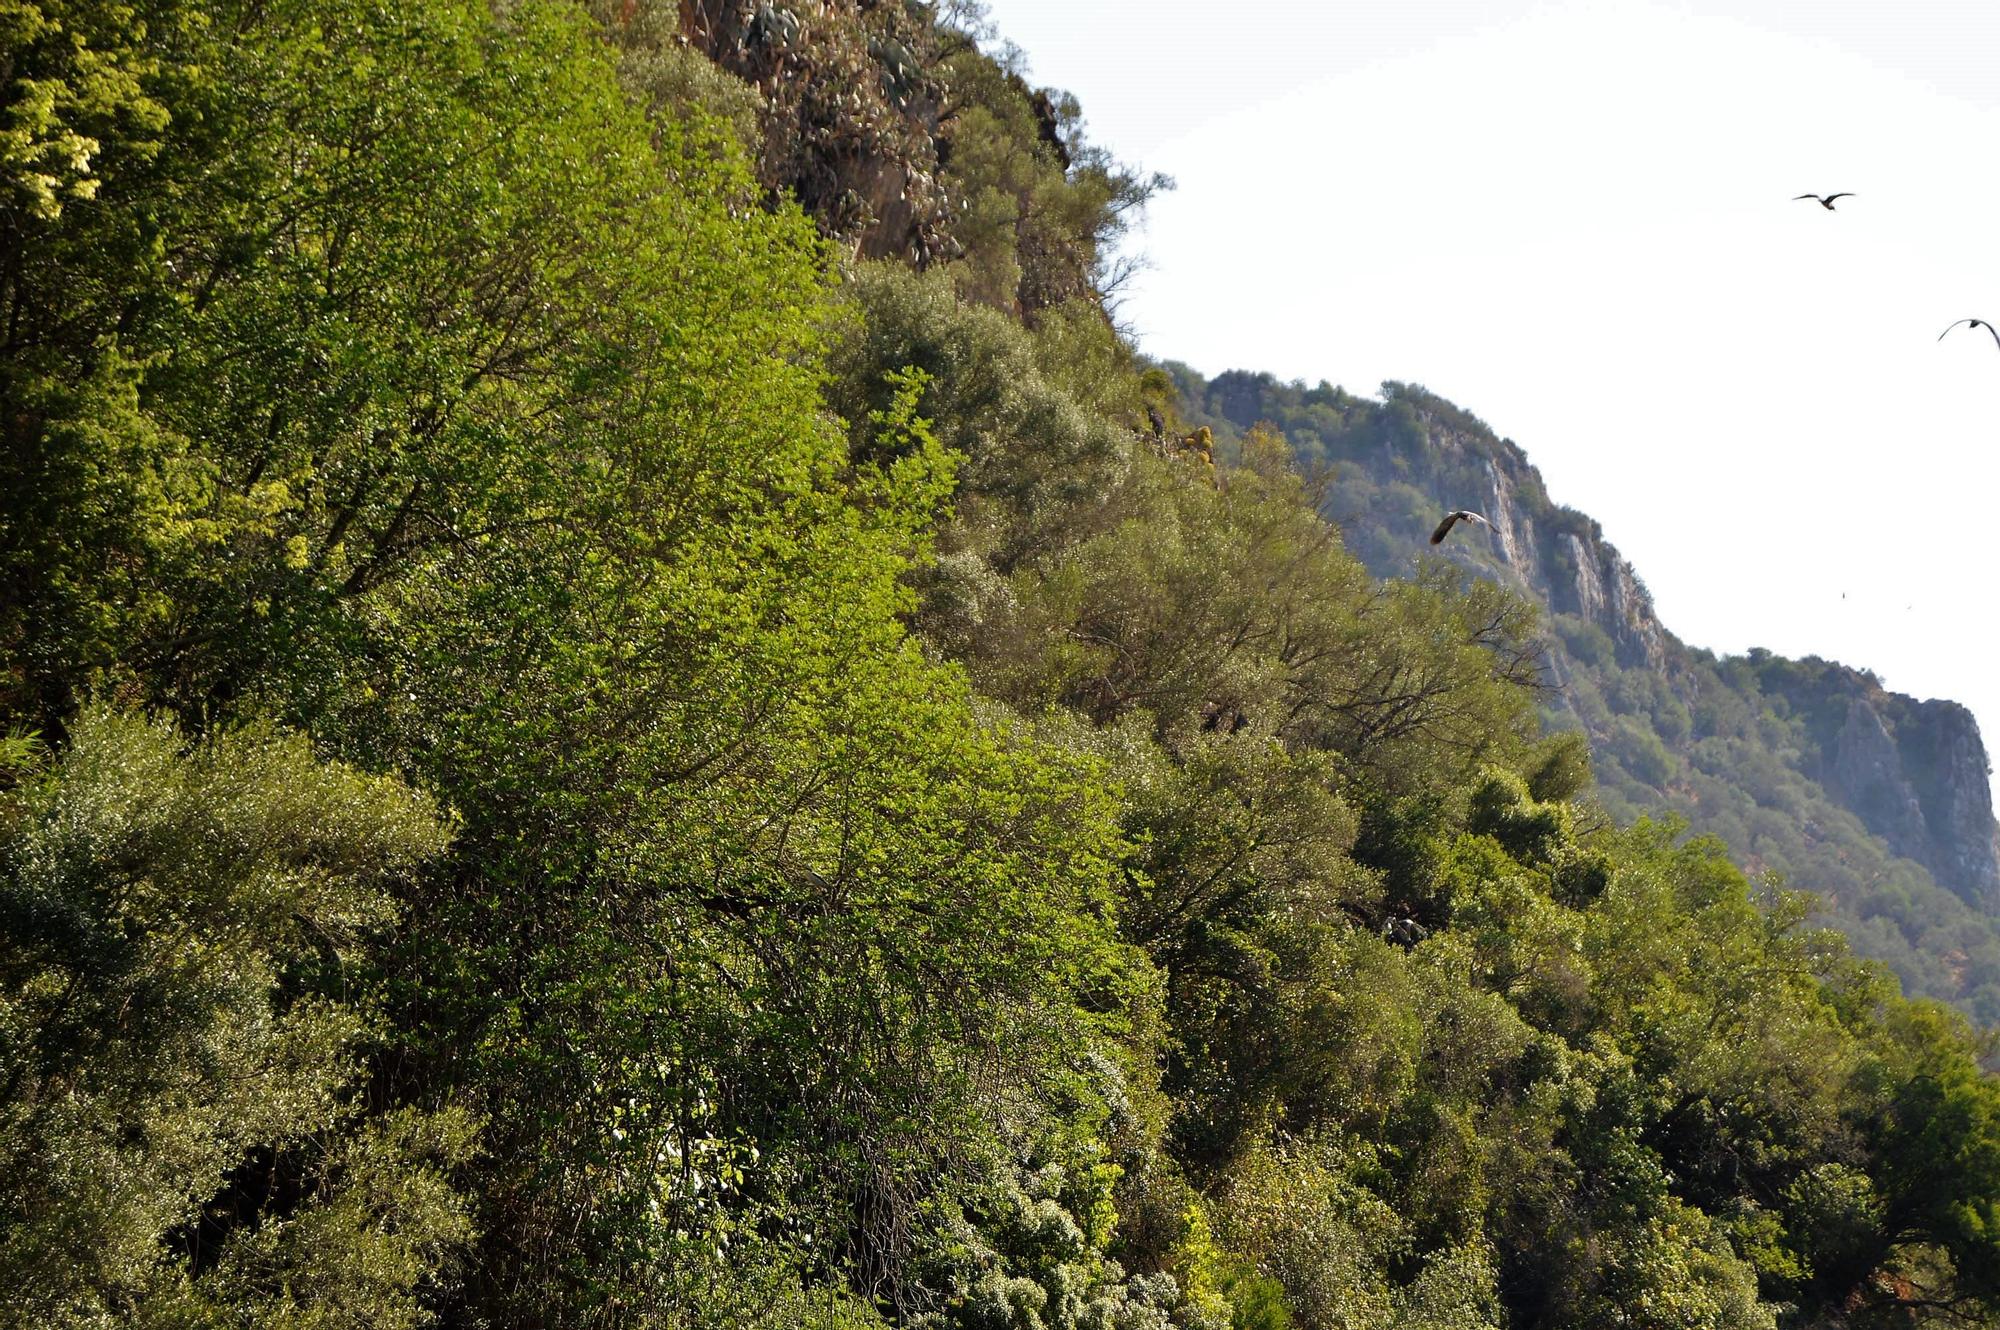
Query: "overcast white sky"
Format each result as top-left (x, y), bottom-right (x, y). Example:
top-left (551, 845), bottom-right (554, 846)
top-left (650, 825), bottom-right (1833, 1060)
top-left (983, 0), bottom-right (2000, 790)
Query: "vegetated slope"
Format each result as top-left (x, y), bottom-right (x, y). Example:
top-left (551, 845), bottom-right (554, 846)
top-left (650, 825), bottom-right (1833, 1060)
top-left (1166, 367), bottom-right (2000, 1017)
top-left (13, 3), bottom-right (2000, 1329)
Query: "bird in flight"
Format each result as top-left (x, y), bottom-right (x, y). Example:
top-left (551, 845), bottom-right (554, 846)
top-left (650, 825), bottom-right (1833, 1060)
top-left (1939, 318), bottom-right (2000, 351)
top-left (1430, 510), bottom-right (1491, 544)
top-left (1793, 193), bottom-right (1854, 210)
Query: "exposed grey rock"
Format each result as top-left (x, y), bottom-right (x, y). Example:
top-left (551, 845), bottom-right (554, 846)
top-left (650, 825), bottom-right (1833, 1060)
top-left (1829, 699), bottom-right (1932, 865)
top-left (1923, 702), bottom-right (2000, 910)
top-left (1881, 697), bottom-right (2000, 911)
top-left (1482, 457), bottom-right (1527, 572)
top-left (1564, 533), bottom-right (1604, 622)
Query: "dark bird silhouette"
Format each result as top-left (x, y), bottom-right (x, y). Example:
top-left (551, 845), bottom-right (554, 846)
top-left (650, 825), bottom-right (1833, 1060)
top-left (1939, 318), bottom-right (2000, 351)
top-left (1793, 193), bottom-right (1854, 210)
top-left (1430, 510), bottom-right (1491, 545)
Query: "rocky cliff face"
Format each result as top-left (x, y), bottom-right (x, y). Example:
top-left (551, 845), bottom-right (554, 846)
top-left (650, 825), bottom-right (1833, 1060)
top-left (1176, 368), bottom-right (2000, 920)
top-left (1197, 374), bottom-right (1677, 674)
top-left (1908, 701), bottom-right (2000, 910)
top-left (1830, 699), bottom-right (1933, 860)
top-left (1397, 406), bottom-right (1673, 675)
top-left (1816, 692), bottom-right (2000, 912)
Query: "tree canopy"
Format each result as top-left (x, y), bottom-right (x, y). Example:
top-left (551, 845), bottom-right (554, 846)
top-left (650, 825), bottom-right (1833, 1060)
top-left (5, 2), bottom-right (2000, 1328)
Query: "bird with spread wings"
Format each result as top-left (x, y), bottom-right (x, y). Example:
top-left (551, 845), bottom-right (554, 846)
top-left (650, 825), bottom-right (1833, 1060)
top-left (1430, 510), bottom-right (1491, 545)
top-left (1940, 318), bottom-right (2000, 350)
top-left (1793, 193), bottom-right (1854, 210)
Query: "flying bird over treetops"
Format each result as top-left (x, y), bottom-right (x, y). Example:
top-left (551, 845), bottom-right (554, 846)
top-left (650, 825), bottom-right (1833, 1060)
top-left (1939, 318), bottom-right (2000, 351)
top-left (1793, 193), bottom-right (1854, 210)
top-left (1430, 510), bottom-right (1490, 544)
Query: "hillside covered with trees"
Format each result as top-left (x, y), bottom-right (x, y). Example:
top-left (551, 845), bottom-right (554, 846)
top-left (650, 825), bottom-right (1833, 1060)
top-left (6, 3), bottom-right (2000, 1329)
top-left (1164, 370), bottom-right (2000, 1021)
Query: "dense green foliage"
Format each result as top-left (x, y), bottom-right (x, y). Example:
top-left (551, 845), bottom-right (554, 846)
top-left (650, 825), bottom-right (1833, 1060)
top-left (7, 2), bottom-right (2000, 1328)
top-left (1, 709), bottom-right (467, 1324)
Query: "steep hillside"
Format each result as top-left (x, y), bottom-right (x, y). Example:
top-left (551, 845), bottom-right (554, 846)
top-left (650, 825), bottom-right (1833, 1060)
top-left (1168, 367), bottom-right (2000, 1017)
top-left (18, 2), bottom-right (2000, 1327)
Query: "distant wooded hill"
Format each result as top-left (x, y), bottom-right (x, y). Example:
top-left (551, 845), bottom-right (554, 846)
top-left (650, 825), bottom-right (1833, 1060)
top-left (1167, 366), bottom-right (2000, 1019)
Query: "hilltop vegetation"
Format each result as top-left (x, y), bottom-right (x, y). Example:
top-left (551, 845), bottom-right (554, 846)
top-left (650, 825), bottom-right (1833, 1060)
top-left (6, 3), bottom-right (2000, 1329)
